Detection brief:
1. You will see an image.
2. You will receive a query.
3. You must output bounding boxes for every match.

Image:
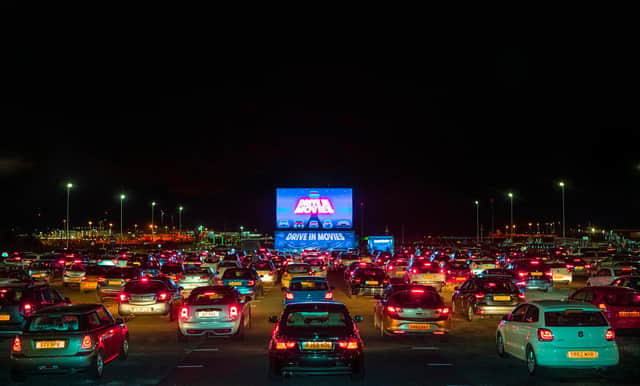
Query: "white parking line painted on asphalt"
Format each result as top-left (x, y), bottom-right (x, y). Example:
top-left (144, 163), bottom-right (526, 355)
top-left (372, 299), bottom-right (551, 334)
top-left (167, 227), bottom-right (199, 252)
top-left (411, 346), bottom-right (440, 350)
top-left (426, 363), bottom-right (453, 366)
top-left (192, 348), bottom-right (220, 352)
top-left (177, 364), bottom-right (205, 368)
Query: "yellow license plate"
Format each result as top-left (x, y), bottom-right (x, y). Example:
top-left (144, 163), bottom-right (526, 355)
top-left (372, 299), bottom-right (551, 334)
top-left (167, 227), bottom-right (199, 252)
top-left (228, 281), bottom-right (243, 286)
top-left (108, 280), bottom-right (121, 285)
top-left (408, 324), bottom-right (430, 330)
top-left (0, 314), bottom-right (10, 321)
top-left (365, 281), bottom-right (378, 285)
top-left (303, 341), bottom-right (332, 350)
top-left (567, 351), bottom-right (598, 359)
top-left (424, 275), bottom-right (435, 279)
top-left (619, 311), bottom-right (640, 318)
top-left (531, 272), bottom-right (542, 276)
top-left (493, 295), bottom-right (511, 301)
top-left (83, 282), bottom-right (98, 288)
top-left (36, 340), bottom-right (66, 349)
top-left (575, 266), bottom-right (584, 270)
top-left (456, 277), bottom-right (466, 281)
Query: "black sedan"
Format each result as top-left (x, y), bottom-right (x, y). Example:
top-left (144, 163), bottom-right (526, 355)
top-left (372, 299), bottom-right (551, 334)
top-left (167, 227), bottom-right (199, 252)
top-left (268, 302), bottom-right (364, 380)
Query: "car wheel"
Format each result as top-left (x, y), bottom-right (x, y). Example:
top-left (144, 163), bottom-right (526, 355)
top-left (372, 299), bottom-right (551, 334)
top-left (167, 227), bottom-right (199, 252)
top-left (526, 346), bottom-right (537, 376)
top-left (268, 358), bottom-right (281, 380)
top-left (496, 334), bottom-right (506, 358)
top-left (169, 306), bottom-right (176, 322)
top-left (466, 305), bottom-right (474, 322)
top-left (350, 356), bottom-right (365, 381)
top-left (236, 318), bottom-right (245, 341)
top-left (91, 350), bottom-right (105, 379)
top-left (120, 336), bottom-right (129, 360)
top-left (10, 367), bottom-right (26, 382)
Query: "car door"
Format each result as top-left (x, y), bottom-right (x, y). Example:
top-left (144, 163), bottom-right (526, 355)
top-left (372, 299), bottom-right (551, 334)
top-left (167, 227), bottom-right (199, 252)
top-left (462, 280), bottom-right (477, 311)
top-left (504, 304), bottom-right (528, 359)
top-left (517, 305), bottom-right (540, 356)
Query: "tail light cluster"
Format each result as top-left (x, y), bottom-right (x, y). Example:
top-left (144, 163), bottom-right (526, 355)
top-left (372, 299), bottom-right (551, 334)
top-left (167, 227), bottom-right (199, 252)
top-left (337, 338), bottom-right (359, 349)
top-left (12, 336), bottom-right (21, 352)
top-left (285, 292), bottom-right (294, 300)
top-left (157, 292), bottom-right (169, 301)
top-left (180, 306), bottom-right (189, 320)
top-left (386, 305), bottom-right (402, 318)
top-left (605, 328), bottom-right (616, 341)
top-left (247, 280), bottom-right (255, 286)
top-left (324, 292), bottom-right (333, 300)
top-left (119, 293), bottom-right (128, 302)
top-left (228, 305), bottom-right (239, 320)
top-left (81, 335), bottom-right (95, 350)
top-left (21, 303), bottom-right (33, 317)
top-left (274, 339), bottom-right (296, 350)
top-left (537, 328), bottom-right (554, 341)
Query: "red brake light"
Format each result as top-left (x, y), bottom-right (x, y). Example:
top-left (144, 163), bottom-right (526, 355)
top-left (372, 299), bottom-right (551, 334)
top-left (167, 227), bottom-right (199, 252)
top-left (585, 264), bottom-right (591, 269)
top-left (545, 271), bottom-right (553, 277)
top-left (566, 264), bottom-right (574, 269)
top-left (158, 293), bottom-right (168, 301)
top-left (411, 289), bottom-right (425, 294)
top-left (81, 335), bottom-right (94, 350)
top-left (247, 280), bottom-right (255, 286)
top-left (58, 260), bottom-right (65, 265)
top-left (387, 265), bottom-right (394, 271)
top-left (229, 305), bottom-right (239, 319)
top-left (285, 292), bottom-right (294, 300)
top-left (141, 277), bottom-right (149, 282)
top-left (605, 328), bottom-right (615, 341)
top-left (180, 306), bottom-right (189, 320)
top-left (518, 292), bottom-right (526, 299)
top-left (475, 293), bottom-right (485, 299)
top-left (204, 292), bottom-right (216, 295)
top-left (423, 262), bottom-right (431, 266)
top-left (324, 292), bottom-right (333, 300)
top-left (530, 261), bottom-right (539, 265)
top-left (386, 306), bottom-right (402, 314)
top-left (22, 303), bottom-right (32, 316)
top-left (119, 293), bottom-right (128, 302)
top-left (437, 307), bottom-right (450, 315)
top-left (338, 338), bottom-right (359, 349)
top-left (12, 336), bottom-right (21, 352)
top-left (537, 328), bottom-right (554, 341)
top-left (412, 269), bottom-right (417, 274)
top-left (275, 339), bottom-right (296, 350)
top-left (518, 271), bottom-right (527, 277)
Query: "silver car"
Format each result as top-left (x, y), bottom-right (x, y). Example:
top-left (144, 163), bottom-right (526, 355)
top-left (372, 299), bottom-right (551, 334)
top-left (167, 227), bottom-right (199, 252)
top-left (177, 285), bottom-right (251, 341)
top-left (178, 266), bottom-right (215, 294)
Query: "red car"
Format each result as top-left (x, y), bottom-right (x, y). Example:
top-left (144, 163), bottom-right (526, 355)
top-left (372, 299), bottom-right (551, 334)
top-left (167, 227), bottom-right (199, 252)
top-left (569, 286), bottom-right (640, 329)
top-left (445, 261), bottom-right (471, 284)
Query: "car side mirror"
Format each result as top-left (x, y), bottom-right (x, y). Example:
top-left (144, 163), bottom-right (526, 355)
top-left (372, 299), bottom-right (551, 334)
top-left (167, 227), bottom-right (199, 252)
top-left (115, 318), bottom-right (125, 325)
top-left (268, 315), bottom-right (278, 323)
top-left (353, 315), bottom-right (364, 323)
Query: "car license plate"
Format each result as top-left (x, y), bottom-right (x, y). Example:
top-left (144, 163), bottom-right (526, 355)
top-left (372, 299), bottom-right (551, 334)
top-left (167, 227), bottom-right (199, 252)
top-left (531, 272), bottom-right (542, 276)
top-left (228, 281), bottom-right (243, 286)
top-left (198, 311), bottom-right (219, 318)
top-left (408, 324), bottom-right (430, 330)
top-left (424, 275), bottom-right (435, 279)
top-left (575, 266), bottom-right (584, 270)
top-left (493, 295), bottom-right (511, 301)
top-left (303, 341), bottom-right (332, 350)
top-left (36, 340), bottom-right (66, 349)
top-left (619, 311), bottom-right (640, 318)
top-left (456, 277), bottom-right (466, 281)
top-left (567, 351), bottom-right (598, 359)
top-left (108, 280), bottom-right (121, 285)
top-left (132, 306), bottom-right (151, 312)
top-left (32, 274), bottom-right (42, 277)
top-left (365, 281), bottom-right (378, 285)
top-left (0, 314), bottom-right (10, 321)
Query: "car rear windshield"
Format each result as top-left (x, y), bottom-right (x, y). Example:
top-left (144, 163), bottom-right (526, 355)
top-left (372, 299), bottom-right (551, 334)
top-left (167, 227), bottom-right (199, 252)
top-left (85, 266), bottom-right (106, 275)
top-left (185, 267), bottom-right (209, 275)
top-left (286, 265), bottom-right (310, 274)
top-left (390, 291), bottom-right (442, 308)
top-left (105, 268), bottom-right (139, 279)
top-left (124, 281), bottom-right (167, 293)
top-left (290, 280), bottom-right (329, 291)
top-left (356, 268), bottom-right (385, 278)
top-left (476, 280), bottom-right (518, 293)
top-left (188, 291), bottom-right (235, 305)
top-left (253, 262), bottom-right (272, 270)
top-left (413, 264), bottom-right (441, 274)
top-left (0, 288), bottom-right (26, 305)
top-left (604, 292), bottom-right (640, 307)
top-left (27, 314), bottom-right (85, 332)
top-left (522, 262), bottom-right (549, 271)
top-left (303, 259), bottom-right (324, 266)
top-left (614, 268), bottom-right (636, 276)
top-left (544, 310), bottom-right (608, 327)
top-left (448, 262), bottom-right (468, 270)
top-left (283, 310), bottom-right (349, 329)
top-left (161, 264), bottom-right (183, 274)
top-left (68, 264), bottom-right (85, 272)
top-left (222, 269), bottom-right (252, 279)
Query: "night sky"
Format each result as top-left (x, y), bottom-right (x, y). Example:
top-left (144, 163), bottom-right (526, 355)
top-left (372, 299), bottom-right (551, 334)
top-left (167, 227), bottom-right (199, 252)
top-left (2, 41), bottom-right (638, 239)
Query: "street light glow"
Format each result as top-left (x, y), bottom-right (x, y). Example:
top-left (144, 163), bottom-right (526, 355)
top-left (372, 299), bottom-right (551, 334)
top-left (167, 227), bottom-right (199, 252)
top-left (507, 192), bottom-right (513, 198)
top-left (66, 182), bottom-right (73, 189)
top-left (559, 181), bottom-right (565, 187)
top-left (120, 194), bottom-right (126, 200)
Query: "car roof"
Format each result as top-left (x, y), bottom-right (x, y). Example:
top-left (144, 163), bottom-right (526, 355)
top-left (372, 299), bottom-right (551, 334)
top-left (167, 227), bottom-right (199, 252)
top-left (34, 304), bottom-right (103, 315)
top-left (588, 285), bottom-right (639, 293)
top-left (283, 301), bottom-right (347, 311)
top-left (290, 276), bottom-right (326, 282)
top-left (528, 299), bottom-right (599, 311)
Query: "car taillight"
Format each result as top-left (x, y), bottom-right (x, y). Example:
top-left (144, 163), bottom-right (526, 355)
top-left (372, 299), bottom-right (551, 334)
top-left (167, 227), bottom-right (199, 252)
top-left (387, 265), bottom-right (394, 271)
top-left (338, 338), bottom-right (359, 349)
top-left (247, 280), bottom-right (255, 286)
top-left (386, 306), bottom-right (402, 315)
top-left (81, 276), bottom-right (87, 281)
top-left (566, 264), bottom-right (574, 269)
top-left (354, 278), bottom-right (361, 283)
top-left (275, 339), bottom-right (296, 350)
top-left (585, 264), bottom-right (591, 269)
top-left (81, 335), bottom-right (94, 350)
top-left (516, 280), bottom-right (526, 286)
top-left (598, 303), bottom-right (607, 312)
top-left (324, 292), bottom-right (333, 300)
top-left (58, 260), bottom-right (65, 265)
top-left (229, 305), bottom-right (239, 320)
top-left (22, 303), bottom-right (32, 316)
top-left (518, 292), bottom-right (526, 299)
top-left (518, 271), bottom-right (527, 277)
top-left (537, 328), bottom-right (554, 342)
top-left (12, 336), bottom-right (21, 352)
top-left (119, 293), bottom-right (128, 302)
top-left (437, 307), bottom-right (450, 315)
top-left (98, 277), bottom-right (106, 283)
top-left (605, 328), bottom-right (615, 341)
top-left (200, 275), bottom-right (209, 280)
top-left (217, 280), bottom-right (224, 285)
top-left (180, 307), bottom-right (189, 320)
top-left (475, 293), bottom-right (485, 299)
top-left (158, 293), bottom-right (168, 301)
top-left (545, 272), bottom-right (553, 277)
top-left (285, 292), bottom-right (294, 300)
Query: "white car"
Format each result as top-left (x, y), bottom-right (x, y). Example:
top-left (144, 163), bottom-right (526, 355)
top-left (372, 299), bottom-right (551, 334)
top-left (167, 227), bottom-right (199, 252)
top-left (587, 266), bottom-right (636, 287)
top-left (496, 300), bottom-right (619, 375)
top-left (547, 261), bottom-right (573, 284)
top-left (403, 261), bottom-right (445, 291)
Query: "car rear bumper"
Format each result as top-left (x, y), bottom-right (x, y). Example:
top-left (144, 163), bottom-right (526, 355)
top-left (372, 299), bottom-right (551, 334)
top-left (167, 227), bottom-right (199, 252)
top-left (80, 282), bottom-right (98, 291)
top-left (383, 317), bottom-right (451, 334)
top-left (523, 280), bottom-right (553, 290)
top-left (10, 351), bottom-right (96, 373)
top-left (535, 345), bottom-right (619, 368)
top-left (271, 352), bottom-right (360, 375)
top-left (63, 277), bottom-right (83, 284)
top-left (179, 320), bottom-right (240, 336)
top-left (476, 305), bottom-right (518, 315)
top-left (118, 302), bottom-right (170, 315)
top-left (179, 282), bottom-right (210, 291)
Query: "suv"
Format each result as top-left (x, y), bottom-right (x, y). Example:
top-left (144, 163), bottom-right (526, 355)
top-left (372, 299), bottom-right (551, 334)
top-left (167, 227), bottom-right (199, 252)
top-left (0, 282), bottom-right (70, 336)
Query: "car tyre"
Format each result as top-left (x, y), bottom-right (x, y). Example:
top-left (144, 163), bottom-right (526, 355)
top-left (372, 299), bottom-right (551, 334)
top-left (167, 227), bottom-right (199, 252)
top-left (496, 333), bottom-right (506, 358)
top-left (466, 305), bottom-right (474, 322)
top-left (268, 358), bottom-right (282, 381)
top-left (91, 350), bottom-right (105, 379)
top-left (120, 336), bottom-right (129, 360)
top-left (236, 318), bottom-right (245, 341)
top-left (10, 368), bottom-right (26, 383)
top-left (169, 306), bottom-right (176, 322)
top-left (350, 356), bottom-right (365, 381)
top-left (526, 345), bottom-right (537, 376)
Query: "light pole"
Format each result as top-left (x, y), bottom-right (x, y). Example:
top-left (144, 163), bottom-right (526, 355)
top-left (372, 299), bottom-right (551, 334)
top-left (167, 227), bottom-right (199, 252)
top-left (559, 181), bottom-right (566, 240)
top-left (120, 194), bottom-right (126, 247)
top-left (151, 201), bottom-right (156, 241)
top-left (179, 206), bottom-right (184, 234)
top-left (474, 201), bottom-right (480, 244)
top-left (508, 192), bottom-right (514, 236)
top-left (65, 182), bottom-right (73, 249)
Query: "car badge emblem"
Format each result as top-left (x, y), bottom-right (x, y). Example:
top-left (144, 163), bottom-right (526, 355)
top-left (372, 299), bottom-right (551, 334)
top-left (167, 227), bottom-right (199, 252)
top-left (578, 331), bottom-right (584, 338)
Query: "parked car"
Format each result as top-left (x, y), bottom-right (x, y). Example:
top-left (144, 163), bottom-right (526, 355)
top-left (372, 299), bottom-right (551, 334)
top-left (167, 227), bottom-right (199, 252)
top-left (569, 286), bottom-right (640, 330)
top-left (218, 268), bottom-right (264, 297)
top-left (252, 260), bottom-right (277, 285)
top-left (347, 266), bottom-right (388, 296)
top-left (452, 276), bottom-right (525, 321)
top-left (587, 266), bottom-right (637, 287)
top-left (97, 267), bottom-right (142, 302)
top-left (546, 261), bottom-right (573, 284)
top-left (9, 304), bottom-right (129, 381)
top-left (496, 300), bottom-right (619, 375)
top-left (283, 276), bottom-right (334, 305)
top-left (374, 287), bottom-right (450, 336)
top-left (178, 266), bottom-right (215, 293)
top-left (403, 261), bottom-right (445, 292)
top-left (610, 275), bottom-right (640, 291)
top-left (28, 262), bottom-right (55, 283)
top-left (281, 263), bottom-right (313, 288)
top-left (117, 277), bottom-right (184, 321)
top-left (80, 265), bottom-right (108, 293)
top-left (178, 285), bottom-right (251, 341)
top-left (508, 259), bottom-right (553, 292)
